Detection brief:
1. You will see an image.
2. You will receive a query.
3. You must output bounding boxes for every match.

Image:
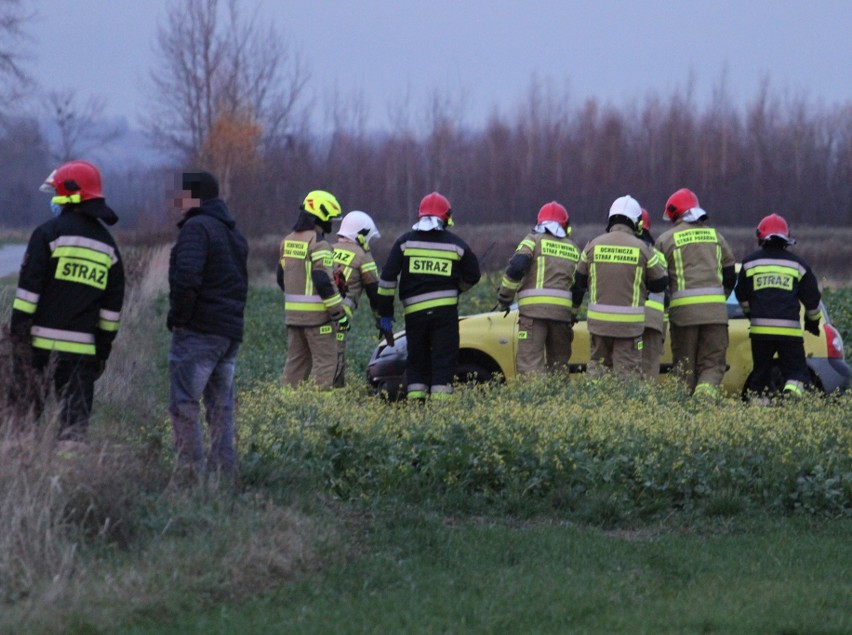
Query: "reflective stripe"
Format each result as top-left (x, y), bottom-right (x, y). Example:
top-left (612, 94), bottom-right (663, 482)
top-left (645, 299), bottom-right (665, 312)
top-left (751, 317), bottom-right (801, 329)
top-left (98, 308), bottom-right (121, 332)
top-left (401, 240), bottom-right (464, 258)
top-left (670, 286), bottom-right (726, 307)
top-left (519, 239), bottom-right (536, 251)
top-left (52, 245), bottom-right (113, 269)
top-left (631, 265), bottom-right (642, 307)
top-left (30, 325), bottom-right (96, 355)
top-left (50, 235), bottom-right (118, 264)
top-left (13, 297), bottom-right (37, 314)
top-left (377, 287), bottom-right (396, 297)
top-left (744, 263), bottom-right (803, 280)
top-left (518, 288), bottom-right (573, 308)
top-left (588, 303), bottom-right (645, 323)
top-left (501, 275), bottom-right (521, 290)
top-left (284, 293), bottom-right (325, 312)
top-left (806, 308), bottom-right (823, 321)
top-left (742, 258), bottom-right (806, 278)
top-left (402, 289), bottom-right (459, 315)
top-left (16, 288), bottom-right (40, 303)
top-left (536, 256), bottom-right (545, 289)
top-left (749, 326), bottom-right (803, 337)
top-left (362, 261), bottom-right (378, 274)
top-left (323, 294), bottom-right (343, 309)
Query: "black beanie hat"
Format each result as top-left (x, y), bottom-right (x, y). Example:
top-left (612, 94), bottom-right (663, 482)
top-left (182, 171), bottom-right (219, 201)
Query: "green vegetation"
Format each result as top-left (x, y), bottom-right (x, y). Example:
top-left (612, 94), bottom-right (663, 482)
top-left (0, 246), bottom-right (850, 634)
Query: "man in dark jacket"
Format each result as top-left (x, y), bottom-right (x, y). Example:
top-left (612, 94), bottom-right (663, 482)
top-left (10, 160), bottom-right (125, 440)
top-left (168, 171), bottom-right (248, 477)
top-left (735, 213), bottom-right (822, 399)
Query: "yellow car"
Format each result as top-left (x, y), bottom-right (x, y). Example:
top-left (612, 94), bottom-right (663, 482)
top-left (367, 293), bottom-right (850, 398)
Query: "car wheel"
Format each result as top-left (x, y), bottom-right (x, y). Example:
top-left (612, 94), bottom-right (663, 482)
top-left (454, 362), bottom-right (495, 385)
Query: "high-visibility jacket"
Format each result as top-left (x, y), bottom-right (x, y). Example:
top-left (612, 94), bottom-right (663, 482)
top-left (573, 224), bottom-right (668, 338)
top-left (655, 219), bottom-right (736, 326)
top-left (331, 238), bottom-right (380, 315)
top-left (378, 229), bottom-right (480, 317)
top-left (644, 246), bottom-right (669, 334)
top-left (278, 229), bottom-right (345, 327)
top-left (497, 231), bottom-right (580, 322)
top-left (11, 200), bottom-right (124, 359)
top-left (735, 245), bottom-right (822, 338)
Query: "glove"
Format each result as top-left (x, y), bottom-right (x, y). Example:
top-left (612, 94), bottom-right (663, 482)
top-left (336, 315), bottom-right (351, 333)
top-left (492, 301), bottom-right (511, 317)
top-left (379, 316), bottom-right (394, 333)
top-left (804, 319), bottom-right (820, 336)
top-left (94, 358), bottom-right (107, 380)
top-left (569, 308), bottom-right (579, 326)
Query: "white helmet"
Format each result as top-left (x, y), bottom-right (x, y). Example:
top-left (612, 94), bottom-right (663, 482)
top-left (608, 195), bottom-right (642, 224)
top-left (338, 210), bottom-right (380, 248)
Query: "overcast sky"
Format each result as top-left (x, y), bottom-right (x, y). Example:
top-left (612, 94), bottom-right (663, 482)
top-left (27, 0), bottom-right (852, 131)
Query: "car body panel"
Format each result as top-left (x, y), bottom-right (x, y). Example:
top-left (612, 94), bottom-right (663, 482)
top-left (367, 294), bottom-right (850, 398)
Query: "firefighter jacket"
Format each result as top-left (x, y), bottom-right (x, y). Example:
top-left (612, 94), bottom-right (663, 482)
top-left (168, 198), bottom-right (249, 341)
top-left (655, 219), bottom-right (736, 326)
top-left (11, 199), bottom-right (124, 360)
top-left (278, 229), bottom-right (345, 327)
top-left (573, 224), bottom-right (668, 338)
top-left (378, 228), bottom-right (481, 318)
top-left (497, 230), bottom-right (580, 322)
top-left (735, 245), bottom-right (822, 339)
top-left (331, 238), bottom-right (380, 316)
top-left (644, 246), bottom-right (669, 334)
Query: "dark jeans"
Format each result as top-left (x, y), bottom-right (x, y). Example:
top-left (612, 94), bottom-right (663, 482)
top-left (168, 329), bottom-right (240, 474)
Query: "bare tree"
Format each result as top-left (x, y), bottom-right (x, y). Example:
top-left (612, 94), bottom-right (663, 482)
top-left (44, 89), bottom-right (124, 163)
top-left (0, 0), bottom-right (34, 116)
top-left (145, 0), bottom-right (308, 162)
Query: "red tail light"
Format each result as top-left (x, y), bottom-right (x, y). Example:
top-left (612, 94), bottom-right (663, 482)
top-left (824, 323), bottom-right (845, 359)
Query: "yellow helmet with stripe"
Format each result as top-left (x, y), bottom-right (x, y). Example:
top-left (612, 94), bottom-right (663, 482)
top-left (301, 190), bottom-right (342, 222)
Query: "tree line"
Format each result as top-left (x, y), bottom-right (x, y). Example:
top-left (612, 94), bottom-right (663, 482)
top-left (2, 0), bottom-right (851, 235)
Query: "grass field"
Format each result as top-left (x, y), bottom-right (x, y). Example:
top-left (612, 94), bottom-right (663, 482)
top-left (0, 241), bottom-right (850, 634)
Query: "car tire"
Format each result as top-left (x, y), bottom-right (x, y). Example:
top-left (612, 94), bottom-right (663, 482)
top-left (453, 362), bottom-right (495, 385)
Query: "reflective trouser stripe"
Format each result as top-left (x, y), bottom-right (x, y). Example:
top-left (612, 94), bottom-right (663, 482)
top-left (403, 297), bottom-right (458, 315)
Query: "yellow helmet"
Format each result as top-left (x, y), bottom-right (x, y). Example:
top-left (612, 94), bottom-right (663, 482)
top-left (301, 190), bottom-right (342, 222)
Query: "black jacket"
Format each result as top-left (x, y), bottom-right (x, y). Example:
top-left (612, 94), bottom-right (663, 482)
top-left (735, 245), bottom-right (821, 339)
top-left (378, 228), bottom-right (480, 317)
top-left (11, 199), bottom-right (125, 360)
top-left (168, 198), bottom-right (249, 341)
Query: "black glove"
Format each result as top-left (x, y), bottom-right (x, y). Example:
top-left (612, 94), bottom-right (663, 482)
top-left (336, 315), bottom-right (351, 333)
top-left (569, 308), bottom-right (579, 326)
top-left (94, 358), bottom-right (107, 380)
top-left (804, 319), bottom-right (820, 336)
top-left (493, 300), bottom-right (511, 317)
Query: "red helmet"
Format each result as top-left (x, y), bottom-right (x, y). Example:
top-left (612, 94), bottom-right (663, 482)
top-left (40, 160), bottom-right (103, 202)
top-left (756, 213), bottom-right (794, 245)
top-left (640, 208), bottom-right (651, 232)
top-left (537, 201), bottom-right (569, 230)
top-left (663, 188), bottom-right (699, 222)
top-left (418, 192), bottom-right (453, 226)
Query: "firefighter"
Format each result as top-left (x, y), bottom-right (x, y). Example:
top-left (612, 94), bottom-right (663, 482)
top-left (735, 214), bottom-right (822, 399)
top-left (10, 160), bottom-right (125, 440)
top-left (572, 195), bottom-right (668, 380)
top-left (378, 192), bottom-right (481, 400)
top-left (330, 210), bottom-right (382, 387)
top-left (655, 188), bottom-right (736, 398)
top-left (496, 201), bottom-right (580, 375)
top-left (638, 208), bottom-right (669, 379)
top-left (278, 190), bottom-right (349, 390)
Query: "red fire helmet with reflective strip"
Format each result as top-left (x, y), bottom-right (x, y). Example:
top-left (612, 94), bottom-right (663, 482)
top-left (537, 201), bottom-right (569, 229)
top-left (757, 213), bottom-right (794, 245)
top-left (40, 160), bottom-right (103, 202)
top-left (418, 192), bottom-right (453, 226)
top-left (663, 187), bottom-right (699, 222)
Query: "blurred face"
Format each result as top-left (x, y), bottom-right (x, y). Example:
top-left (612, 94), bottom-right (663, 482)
top-left (174, 189), bottom-right (200, 214)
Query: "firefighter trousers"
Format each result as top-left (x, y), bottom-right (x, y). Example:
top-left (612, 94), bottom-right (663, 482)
top-left (282, 323), bottom-right (337, 390)
top-left (516, 315), bottom-right (573, 375)
top-left (404, 305), bottom-right (459, 397)
top-left (670, 322), bottom-right (728, 394)
top-left (588, 334), bottom-right (643, 381)
top-left (748, 337), bottom-right (809, 396)
top-left (641, 326), bottom-right (665, 380)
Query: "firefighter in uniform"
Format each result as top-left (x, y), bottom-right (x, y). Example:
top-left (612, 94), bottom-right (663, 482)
top-left (655, 188), bottom-right (736, 398)
top-left (496, 201), bottom-right (580, 375)
top-left (278, 190), bottom-right (349, 390)
top-left (735, 214), bottom-right (822, 399)
top-left (638, 208), bottom-right (669, 379)
top-left (572, 195), bottom-right (668, 380)
top-left (378, 192), bottom-right (481, 400)
top-left (330, 210), bottom-right (382, 387)
top-left (10, 160), bottom-right (125, 439)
